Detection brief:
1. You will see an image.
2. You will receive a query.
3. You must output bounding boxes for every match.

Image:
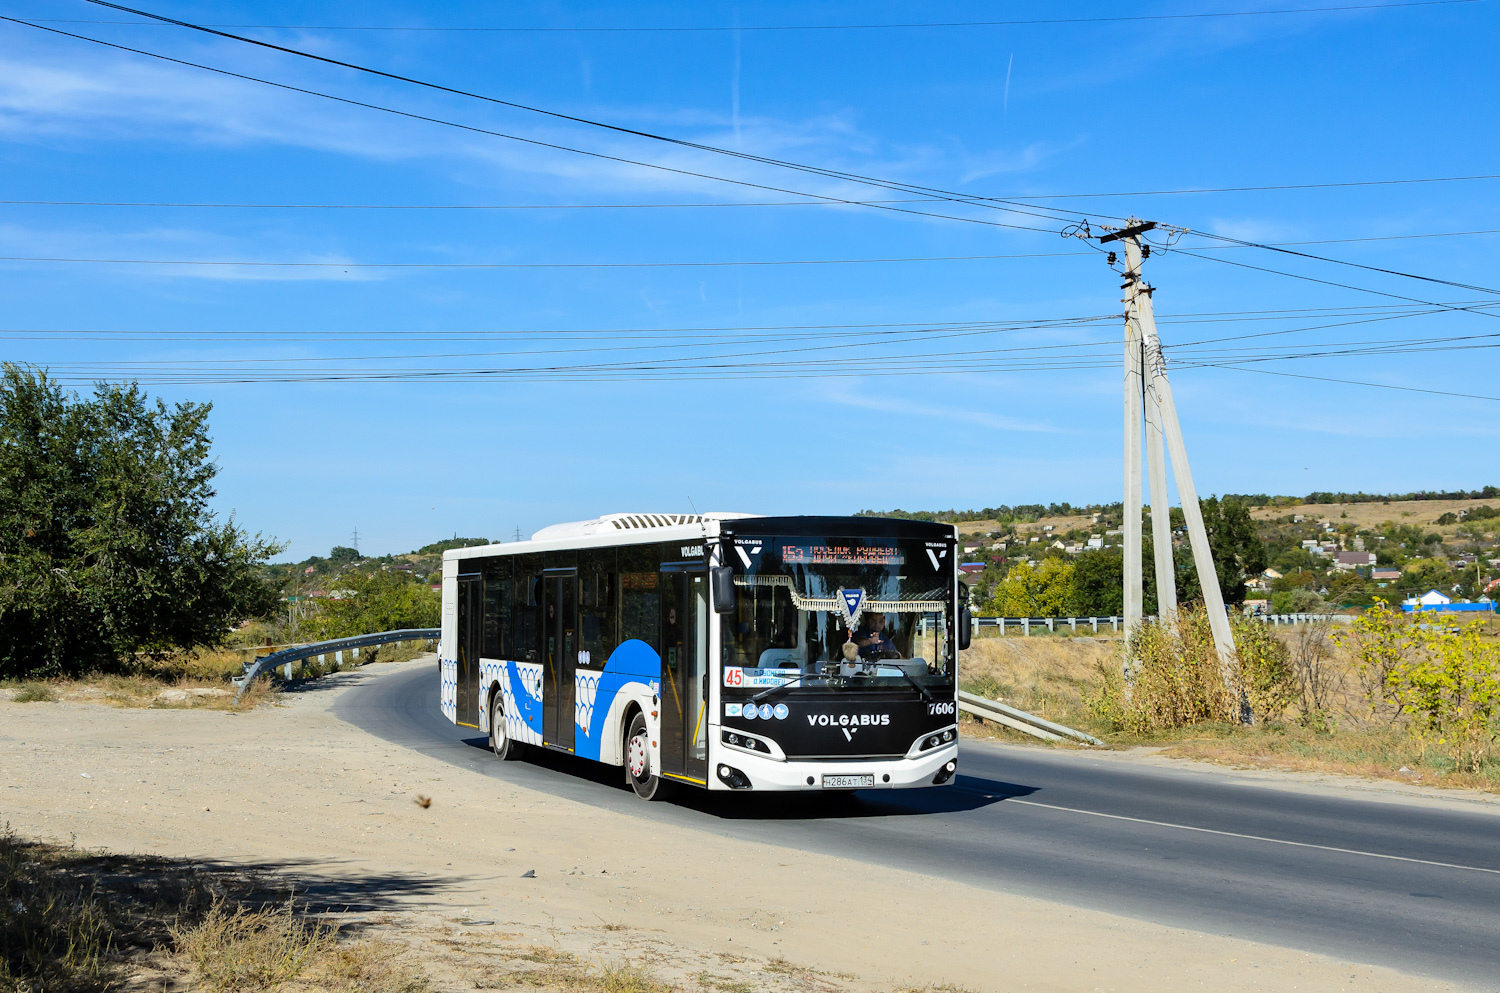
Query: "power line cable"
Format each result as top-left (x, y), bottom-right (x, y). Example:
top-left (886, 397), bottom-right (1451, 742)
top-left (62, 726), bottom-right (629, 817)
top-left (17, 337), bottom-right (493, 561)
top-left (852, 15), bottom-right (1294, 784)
top-left (36, 2), bottom-right (1481, 32)
top-left (71, 2), bottom-right (1098, 231)
top-left (1169, 249), bottom-right (1500, 318)
top-left (1008, 174), bottom-right (1500, 200)
top-left (0, 249), bottom-right (1092, 269)
top-left (1, 15), bottom-right (1070, 237)
top-left (1175, 228), bottom-right (1500, 296)
top-left (1178, 363), bottom-right (1500, 402)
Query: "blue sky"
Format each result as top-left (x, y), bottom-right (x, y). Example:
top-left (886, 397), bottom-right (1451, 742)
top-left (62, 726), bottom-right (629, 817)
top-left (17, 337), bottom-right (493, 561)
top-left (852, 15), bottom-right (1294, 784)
top-left (1, 0), bottom-right (1495, 560)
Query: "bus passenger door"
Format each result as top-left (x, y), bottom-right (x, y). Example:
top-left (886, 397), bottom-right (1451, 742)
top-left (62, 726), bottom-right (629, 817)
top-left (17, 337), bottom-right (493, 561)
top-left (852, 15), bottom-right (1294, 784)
top-left (542, 572), bottom-right (577, 750)
top-left (456, 574), bottom-right (482, 727)
top-left (659, 566), bottom-right (709, 783)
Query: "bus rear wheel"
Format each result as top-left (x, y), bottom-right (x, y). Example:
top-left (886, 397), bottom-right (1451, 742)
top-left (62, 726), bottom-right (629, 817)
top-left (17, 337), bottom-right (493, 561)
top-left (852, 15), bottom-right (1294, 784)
top-left (490, 693), bottom-right (521, 761)
top-left (625, 711), bottom-right (670, 801)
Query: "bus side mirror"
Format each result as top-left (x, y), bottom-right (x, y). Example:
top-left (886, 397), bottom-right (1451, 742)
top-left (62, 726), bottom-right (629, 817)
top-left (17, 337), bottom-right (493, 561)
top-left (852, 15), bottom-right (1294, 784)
top-left (957, 582), bottom-right (973, 650)
top-left (711, 566), bottom-right (736, 614)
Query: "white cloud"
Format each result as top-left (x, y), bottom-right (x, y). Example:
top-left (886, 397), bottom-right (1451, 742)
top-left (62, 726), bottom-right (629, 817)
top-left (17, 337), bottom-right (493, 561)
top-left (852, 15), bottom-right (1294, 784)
top-left (821, 378), bottom-right (1071, 433)
top-left (0, 28), bottom-right (1060, 217)
top-left (0, 222), bottom-right (379, 282)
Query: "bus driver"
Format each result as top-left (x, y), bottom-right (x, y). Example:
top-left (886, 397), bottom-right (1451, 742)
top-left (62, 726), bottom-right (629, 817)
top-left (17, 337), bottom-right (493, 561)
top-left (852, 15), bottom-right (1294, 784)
top-left (853, 612), bottom-right (897, 659)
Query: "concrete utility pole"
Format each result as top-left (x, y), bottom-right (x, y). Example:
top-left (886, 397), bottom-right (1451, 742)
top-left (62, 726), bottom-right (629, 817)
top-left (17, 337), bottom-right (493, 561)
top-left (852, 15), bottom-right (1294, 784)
top-left (1103, 219), bottom-right (1239, 697)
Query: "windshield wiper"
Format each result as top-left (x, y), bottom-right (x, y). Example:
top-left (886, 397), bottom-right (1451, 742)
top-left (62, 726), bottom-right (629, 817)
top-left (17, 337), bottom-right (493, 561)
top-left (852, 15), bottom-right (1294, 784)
top-left (750, 672), bottom-right (807, 703)
top-left (887, 665), bottom-right (935, 703)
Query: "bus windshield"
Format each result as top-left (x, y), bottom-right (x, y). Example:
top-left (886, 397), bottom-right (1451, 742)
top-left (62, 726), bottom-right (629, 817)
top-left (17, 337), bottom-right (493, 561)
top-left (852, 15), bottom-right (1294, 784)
top-left (720, 535), bottom-right (955, 694)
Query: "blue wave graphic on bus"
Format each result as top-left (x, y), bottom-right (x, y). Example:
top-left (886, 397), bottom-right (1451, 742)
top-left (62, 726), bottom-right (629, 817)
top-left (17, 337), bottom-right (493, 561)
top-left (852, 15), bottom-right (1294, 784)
top-left (505, 659), bottom-right (543, 740)
top-left (573, 639), bottom-right (661, 762)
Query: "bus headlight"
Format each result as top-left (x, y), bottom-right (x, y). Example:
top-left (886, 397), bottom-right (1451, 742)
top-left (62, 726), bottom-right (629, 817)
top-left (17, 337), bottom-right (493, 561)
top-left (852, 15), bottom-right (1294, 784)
top-left (916, 726), bottom-right (958, 752)
top-left (721, 729), bottom-right (770, 753)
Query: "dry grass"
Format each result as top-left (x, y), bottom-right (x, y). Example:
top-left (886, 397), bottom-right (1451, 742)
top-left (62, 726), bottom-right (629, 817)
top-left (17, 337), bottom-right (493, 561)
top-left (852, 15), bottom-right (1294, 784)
top-left (1248, 497), bottom-right (1500, 541)
top-left (957, 622), bottom-right (1500, 793)
top-left (0, 827), bottom-right (434, 993)
top-left (4, 828), bottom-right (910, 993)
top-left (173, 900), bottom-right (336, 991)
top-left (1, 672), bottom-right (275, 711)
top-left (958, 633), bottom-right (1115, 725)
top-left (0, 638), bottom-right (435, 712)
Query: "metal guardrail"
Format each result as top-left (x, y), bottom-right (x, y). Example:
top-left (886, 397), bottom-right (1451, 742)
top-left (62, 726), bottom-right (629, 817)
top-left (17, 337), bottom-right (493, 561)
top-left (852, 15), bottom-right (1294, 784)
top-left (973, 615), bottom-right (1129, 635)
top-left (971, 612), bottom-right (1354, 634)
top-left (957, 690), bottom-right (1103, 746)
top-left (232, 628), bottom-right (439, 701)
top-left (1251, 612), bottom-right (1354, 625)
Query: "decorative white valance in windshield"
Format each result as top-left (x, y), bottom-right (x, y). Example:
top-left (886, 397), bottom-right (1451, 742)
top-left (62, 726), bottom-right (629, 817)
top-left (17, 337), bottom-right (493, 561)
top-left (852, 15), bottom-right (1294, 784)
top-left (734, 574), bottom-right (947, 617)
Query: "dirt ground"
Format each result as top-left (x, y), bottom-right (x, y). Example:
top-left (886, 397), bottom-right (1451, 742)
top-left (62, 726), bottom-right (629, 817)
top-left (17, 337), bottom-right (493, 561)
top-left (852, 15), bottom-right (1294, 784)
top-left (0, 656), bottom-right (1475, 993)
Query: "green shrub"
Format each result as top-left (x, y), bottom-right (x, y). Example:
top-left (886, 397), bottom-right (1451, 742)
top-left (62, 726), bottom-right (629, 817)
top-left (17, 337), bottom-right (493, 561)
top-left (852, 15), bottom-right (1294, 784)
top-left (11, 682), bottom-right (57, 703)
top-left (1338, 602), bottom-right (1500, 773)
top-left (1233, 617), bottom-right (1299, 722)
top-left (1088, 608), bottom-right (1239, 734)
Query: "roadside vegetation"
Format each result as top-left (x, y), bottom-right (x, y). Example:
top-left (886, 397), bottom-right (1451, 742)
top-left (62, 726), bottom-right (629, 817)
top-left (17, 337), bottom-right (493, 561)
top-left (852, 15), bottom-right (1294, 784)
top-left (0, 364), bottom-right (442, 707)
top-left (2, 829), bottom-right (929, 993)
top-left (958, 606), bottom-right (1500, 792)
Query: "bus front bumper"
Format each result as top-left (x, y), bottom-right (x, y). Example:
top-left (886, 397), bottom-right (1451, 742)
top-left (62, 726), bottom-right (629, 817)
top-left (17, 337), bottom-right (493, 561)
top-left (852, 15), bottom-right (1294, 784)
top-left (708, 742), bottom-right (958, 791)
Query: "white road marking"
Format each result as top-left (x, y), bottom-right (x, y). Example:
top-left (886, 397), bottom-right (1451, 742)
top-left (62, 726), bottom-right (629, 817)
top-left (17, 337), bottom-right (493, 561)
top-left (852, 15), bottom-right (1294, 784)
top-left (991, 795), bottom-right (1500, 876)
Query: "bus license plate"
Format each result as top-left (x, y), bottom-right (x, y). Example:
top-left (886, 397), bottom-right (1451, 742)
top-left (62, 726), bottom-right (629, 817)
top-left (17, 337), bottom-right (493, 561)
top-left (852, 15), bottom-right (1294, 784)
top-left (822, 774), bottom-right (875, 789)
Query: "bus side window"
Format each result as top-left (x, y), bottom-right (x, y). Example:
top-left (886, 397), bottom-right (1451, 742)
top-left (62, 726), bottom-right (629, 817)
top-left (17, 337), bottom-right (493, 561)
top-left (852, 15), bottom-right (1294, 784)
top-left (579, 548), bottom-right (617, 666)
top-left (617, 544), bottom-right (661, 654)
top-left (482, 557), bottom-right (508, 658)
top-left (508, 554), bottom-right (543, 663)
top-left (620, 573), bottom-right (659, 653)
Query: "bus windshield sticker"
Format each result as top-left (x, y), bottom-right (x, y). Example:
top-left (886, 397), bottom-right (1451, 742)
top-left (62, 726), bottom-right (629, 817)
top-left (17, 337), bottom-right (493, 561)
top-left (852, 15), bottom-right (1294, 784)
top-left (723, 666), bottom-right (799, 689)
top-left (838, 588), bottom-right (865, 626)
top-left (724, 703), bottom-right (743, 717)
top-left (732, 538), bottom-right (763, 569)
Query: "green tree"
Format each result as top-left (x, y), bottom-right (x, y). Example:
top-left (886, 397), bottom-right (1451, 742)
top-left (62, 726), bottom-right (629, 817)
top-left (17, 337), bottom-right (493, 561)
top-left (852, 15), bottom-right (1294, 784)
top-left (329, 545), bottom-right (360, 564)
top-left (989, 559), bottom-right (1076, 617)
top-left (1072, 550), bottom-right (1124, 616)
top-left (0, 365), bottom-right (282, 677)
top-left (1178, 497), bottom-right (1268, 607)
top-left (314, 569), bottom-right (439, 638)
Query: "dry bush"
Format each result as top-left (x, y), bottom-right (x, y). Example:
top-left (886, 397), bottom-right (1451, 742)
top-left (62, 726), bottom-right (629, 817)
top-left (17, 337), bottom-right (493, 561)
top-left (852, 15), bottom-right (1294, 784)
top-left (317, 935), bottom-right (429, 993)
top-left (598, 958), bottom-right (675, 993)
top-left (172, 900), bottom-right (334, 992)
top-left (1232, 617), bottom-right (1299, 723)
top-left (1090, 609), bottom-right (1240, 734)
top-left (10, 682), bottom-right (58, 703)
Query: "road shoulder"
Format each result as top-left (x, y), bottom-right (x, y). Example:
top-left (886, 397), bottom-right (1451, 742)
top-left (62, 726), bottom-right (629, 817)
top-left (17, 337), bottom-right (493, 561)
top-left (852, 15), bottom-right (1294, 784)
top-left (0, 658), bottom-right (1478, 993)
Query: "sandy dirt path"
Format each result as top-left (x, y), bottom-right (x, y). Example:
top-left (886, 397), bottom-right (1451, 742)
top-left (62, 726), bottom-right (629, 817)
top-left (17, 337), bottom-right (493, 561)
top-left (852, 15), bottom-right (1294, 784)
top-left (0, 658), bottom-right (1470, 993)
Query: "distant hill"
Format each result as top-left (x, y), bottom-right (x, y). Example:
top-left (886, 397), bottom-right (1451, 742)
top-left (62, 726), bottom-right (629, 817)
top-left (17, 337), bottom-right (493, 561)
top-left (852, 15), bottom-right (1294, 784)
top-left (414, 537), bottom-right (491, 555)
top-left (861, 486), bottom-right (1498, 523)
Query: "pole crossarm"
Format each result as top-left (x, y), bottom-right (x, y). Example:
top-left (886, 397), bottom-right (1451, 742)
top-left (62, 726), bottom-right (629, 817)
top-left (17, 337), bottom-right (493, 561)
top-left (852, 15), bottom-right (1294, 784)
top-left (231, 628), bottom-right (439, 701)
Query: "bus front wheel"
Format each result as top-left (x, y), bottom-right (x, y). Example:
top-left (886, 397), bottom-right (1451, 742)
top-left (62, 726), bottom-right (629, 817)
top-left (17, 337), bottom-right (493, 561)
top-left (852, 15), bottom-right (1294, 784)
top-left (625, 711), bottom-right (670, 801)
top-left (490, 693), bottom-right (521, 761)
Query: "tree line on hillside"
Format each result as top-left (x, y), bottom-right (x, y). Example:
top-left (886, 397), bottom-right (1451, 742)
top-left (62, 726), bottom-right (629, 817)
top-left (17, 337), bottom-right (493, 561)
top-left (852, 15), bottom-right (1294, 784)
top-left (970, 494), bottom-right (1499, 617)
top-left (868, 486), bottom-right (1498, 526)
top-left (979, 497), bottom-right (1265, 617)
top-left (859, 502), bottom-right (1118, 524)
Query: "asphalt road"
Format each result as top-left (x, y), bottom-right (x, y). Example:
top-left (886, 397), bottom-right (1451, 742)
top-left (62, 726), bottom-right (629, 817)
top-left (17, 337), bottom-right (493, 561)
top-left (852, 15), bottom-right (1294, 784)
top-left (332, 661), bottom-right (1500, 987)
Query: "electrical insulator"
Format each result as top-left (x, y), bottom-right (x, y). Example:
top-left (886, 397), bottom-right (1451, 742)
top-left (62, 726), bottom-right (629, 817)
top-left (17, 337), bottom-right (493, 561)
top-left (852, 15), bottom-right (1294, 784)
top-left (1107, 252), bottom-right (1117, 265)
top-left (1142, 245), bottom-right (1152, 258)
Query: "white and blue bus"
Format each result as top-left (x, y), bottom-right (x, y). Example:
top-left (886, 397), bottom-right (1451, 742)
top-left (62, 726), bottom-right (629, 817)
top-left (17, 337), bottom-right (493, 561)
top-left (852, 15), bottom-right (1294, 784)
top-left (439, 513), bottom-right (969, 799)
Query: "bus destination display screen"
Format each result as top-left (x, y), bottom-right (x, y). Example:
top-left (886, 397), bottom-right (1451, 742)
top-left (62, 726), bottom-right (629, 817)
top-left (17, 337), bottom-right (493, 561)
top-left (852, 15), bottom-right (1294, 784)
top-left (780, 543), bottom-right (904, 566)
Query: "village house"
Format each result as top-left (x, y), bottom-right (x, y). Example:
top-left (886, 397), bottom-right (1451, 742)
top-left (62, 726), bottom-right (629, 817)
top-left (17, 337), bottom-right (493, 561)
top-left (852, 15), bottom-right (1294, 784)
top-left (1333, 551), bottom-right (1376, 572)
